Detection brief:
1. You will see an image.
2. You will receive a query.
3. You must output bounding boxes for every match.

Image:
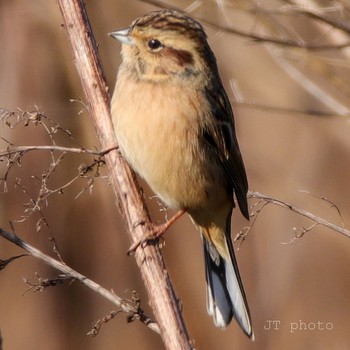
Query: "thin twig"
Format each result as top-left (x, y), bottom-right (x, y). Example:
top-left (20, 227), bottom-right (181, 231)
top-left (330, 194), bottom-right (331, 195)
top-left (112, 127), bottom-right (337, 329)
top-left (233, 100), bottom-right (350, 118)
top-left (248, 191), bottom-right (350, 239)
top-left (0, 227), bottom-right (160, 334)
top-left (0, 254), bottom-right (29, 270)
top-left (281, 0), bottom-right (350, 34)
top-left (87, 310), bottom-right (122, 336)
top-left (0, 145), bottom-right (114, 157)
top-left (141, 0), bottom-right (350, 50)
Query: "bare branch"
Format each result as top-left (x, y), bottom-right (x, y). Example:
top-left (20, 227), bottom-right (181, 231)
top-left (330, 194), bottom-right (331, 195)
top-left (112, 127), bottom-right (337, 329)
top-left (141, 0), bottom-right (350, 50)
top-left (233, 100), bottom-right (350, 118)
top-left (0, 227), bottom-right (160, 334)
top-left (23, 273), bottom-right (74, 293)
top-left (87, 290), bottom-right (146, 336)
top-left (0, 145), bottom-right (99, 157)
top-left (87, 310), bottom-right (122, 336)
top-left (248, 191), bottom-right (350, 239)
top-left (0, 254), bottom-right (29, 270)
top-left (280, 0), bottom-right (350, 34)
top-left (3, 150), bottom-right (107, 231)
top-left (234, 199), bottom-right (269, 245)
top-left (297, 190), bottom-right (345, 227)
top-left (0, 107), bottom-right (74, 142)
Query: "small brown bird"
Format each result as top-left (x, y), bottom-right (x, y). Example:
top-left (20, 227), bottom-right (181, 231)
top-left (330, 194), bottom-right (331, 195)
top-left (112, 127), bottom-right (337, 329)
top-left (110, 9), bottom-right (253, 339)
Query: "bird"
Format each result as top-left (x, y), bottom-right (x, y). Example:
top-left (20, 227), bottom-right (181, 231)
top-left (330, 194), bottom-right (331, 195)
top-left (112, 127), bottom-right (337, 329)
top-left (109, 9), bottom-right (253, 339)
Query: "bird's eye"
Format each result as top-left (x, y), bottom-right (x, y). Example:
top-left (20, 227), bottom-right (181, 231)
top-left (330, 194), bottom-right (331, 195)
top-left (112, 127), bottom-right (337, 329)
top-left (148, 39), bottom-right (162, 50)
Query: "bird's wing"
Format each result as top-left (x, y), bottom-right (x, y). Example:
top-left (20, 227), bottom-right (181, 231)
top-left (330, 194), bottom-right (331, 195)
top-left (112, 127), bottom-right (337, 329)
top-left (203, 85), bottom-right (249, 219)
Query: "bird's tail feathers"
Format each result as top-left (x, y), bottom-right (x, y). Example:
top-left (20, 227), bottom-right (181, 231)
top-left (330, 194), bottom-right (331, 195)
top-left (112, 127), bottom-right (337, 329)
top-left (203, 231), bottom-right (253, 339)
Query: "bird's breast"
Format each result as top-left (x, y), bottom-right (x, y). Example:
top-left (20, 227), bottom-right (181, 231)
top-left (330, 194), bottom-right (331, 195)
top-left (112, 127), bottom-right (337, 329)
top-left (111, 72), bottom-right (227, 209)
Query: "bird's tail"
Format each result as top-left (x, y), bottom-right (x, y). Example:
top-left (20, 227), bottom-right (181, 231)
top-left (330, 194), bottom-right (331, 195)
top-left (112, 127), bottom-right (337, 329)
top-left (202, 220), bottom-right (253, 339)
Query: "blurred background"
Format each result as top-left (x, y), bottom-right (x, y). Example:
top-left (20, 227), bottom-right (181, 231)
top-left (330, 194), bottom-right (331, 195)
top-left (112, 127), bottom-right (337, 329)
top-left (1, 0), bottom-right (350, 349)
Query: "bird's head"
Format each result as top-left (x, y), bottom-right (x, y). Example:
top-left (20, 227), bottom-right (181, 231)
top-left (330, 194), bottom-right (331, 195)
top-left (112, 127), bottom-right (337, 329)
top-left (110, 10), bottom-right (215, 82)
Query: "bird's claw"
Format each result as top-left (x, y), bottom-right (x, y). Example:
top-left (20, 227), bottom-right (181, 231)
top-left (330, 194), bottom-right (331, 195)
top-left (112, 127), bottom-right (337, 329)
top-left (127, 224), bottom-right (166, 255)
top-left (127, 209), bottom-right (186, 255)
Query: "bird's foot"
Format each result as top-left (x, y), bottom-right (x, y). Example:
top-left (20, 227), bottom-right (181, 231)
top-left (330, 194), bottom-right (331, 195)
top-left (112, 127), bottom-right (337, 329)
top-left (127, 209), bottom-right (186, 255)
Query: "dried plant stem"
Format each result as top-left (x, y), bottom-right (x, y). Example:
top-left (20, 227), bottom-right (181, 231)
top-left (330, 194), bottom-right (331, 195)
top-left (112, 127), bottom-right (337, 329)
top-left (248, 191), bottom-right (350, 239)
top-left (57, 1), bottom-right (192, 349)
top-left (142, 0), bottom-right (350, 50)
top-left (0, 227), bottom-right (159, 334)
top-left (0, 145), bottom-right (99, 157)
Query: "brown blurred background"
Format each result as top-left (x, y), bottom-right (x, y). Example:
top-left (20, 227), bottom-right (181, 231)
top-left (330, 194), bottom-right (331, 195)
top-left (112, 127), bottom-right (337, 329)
top-left (1, 0), bottom-right (350, 349)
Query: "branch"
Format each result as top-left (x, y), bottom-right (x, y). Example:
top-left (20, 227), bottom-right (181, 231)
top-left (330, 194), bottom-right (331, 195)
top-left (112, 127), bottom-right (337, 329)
top-left (0, 254), bottom-right (29, 270)
top-left (202, 20), bottom-right (350, 51)
top-left (0, 227), bottom-right (159, 334)
top-left (57, 1), bottom-right (192, 349)
top-left (0, 145), bottom-right (98, 157)
top-left (248, 191), bottom-right (350, 239)
top-left (280, 1), bottom-right (350, 34)
top-left (233, 100), bottom-right (350, 118)
top-left (141, 0), bottom-right (350, 50)
top-left (0, 144), bottom-right (119, 158)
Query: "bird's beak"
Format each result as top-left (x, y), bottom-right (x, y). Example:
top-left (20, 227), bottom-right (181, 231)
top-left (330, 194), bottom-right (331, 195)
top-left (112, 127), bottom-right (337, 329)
top-left (109, 28), bottom-right (134, 45)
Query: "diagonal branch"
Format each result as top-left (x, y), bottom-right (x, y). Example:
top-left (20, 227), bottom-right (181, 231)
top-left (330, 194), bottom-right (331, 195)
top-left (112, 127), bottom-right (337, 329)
top-left (248, 191), bottom-right (350, 239)
top-left (0, 227), bottom-right (160, 334)
top-left (56, 1), bottom-right (192, 349)
top-left (141, 0), bottom-right (350, 50)
top-left (281, 0), bottom-right (350, 34)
